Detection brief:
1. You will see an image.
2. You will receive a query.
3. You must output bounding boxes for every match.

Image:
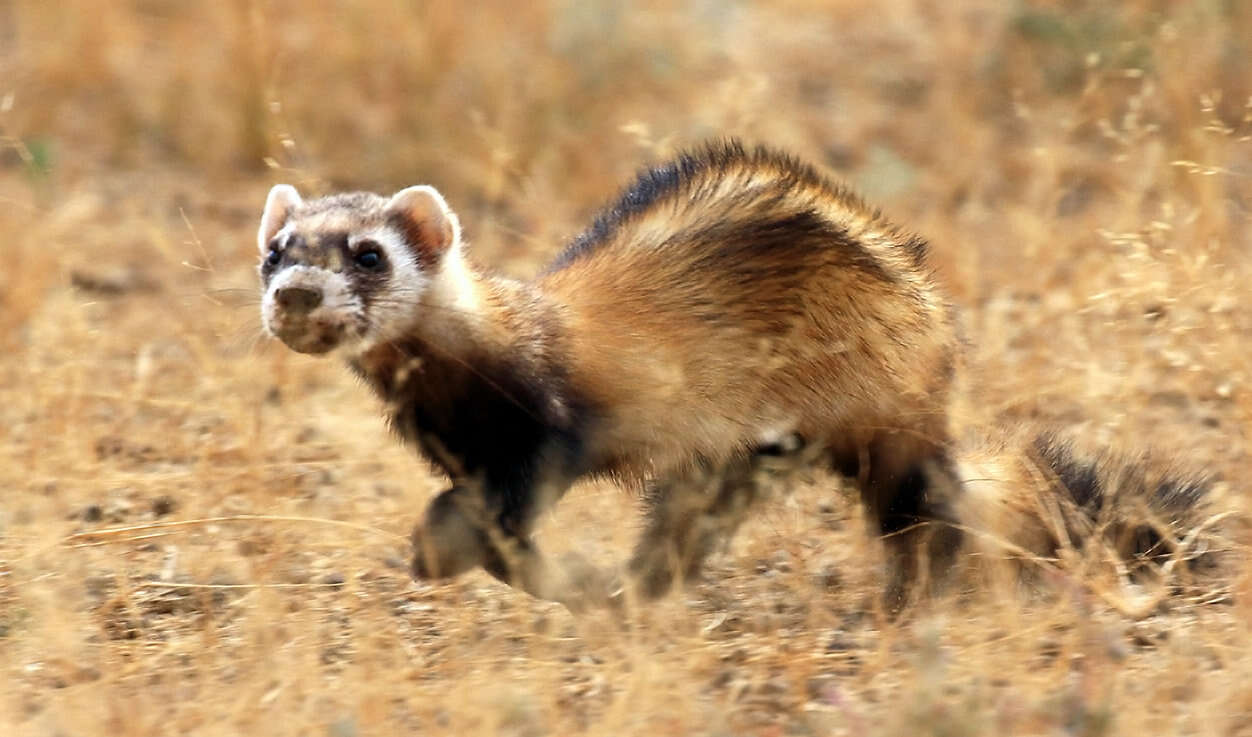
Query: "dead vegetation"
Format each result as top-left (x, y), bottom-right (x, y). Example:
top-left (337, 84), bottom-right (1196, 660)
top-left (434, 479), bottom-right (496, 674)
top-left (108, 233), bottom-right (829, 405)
top-left (3, 0), bottom-right (1252, 734)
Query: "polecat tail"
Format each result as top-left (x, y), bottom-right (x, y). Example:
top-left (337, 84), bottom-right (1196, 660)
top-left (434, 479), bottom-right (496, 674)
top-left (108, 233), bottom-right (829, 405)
top-left (951, 428), bottom-right (1234, 611)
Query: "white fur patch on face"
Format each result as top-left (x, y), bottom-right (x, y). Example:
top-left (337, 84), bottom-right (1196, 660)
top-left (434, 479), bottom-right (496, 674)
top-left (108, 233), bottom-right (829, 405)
top-left (428, 246), bottom-right (480, 318)
top-left (262, 265), bottom-right (365, 353)
top-left (351, 226), bottom-right (429, 350)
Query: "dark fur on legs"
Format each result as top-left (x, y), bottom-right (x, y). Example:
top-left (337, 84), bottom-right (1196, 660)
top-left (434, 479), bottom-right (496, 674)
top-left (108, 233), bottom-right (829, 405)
top-left (627, 435), bottom-right (816, 601)
top-left (410, 433), bottom-right (970, 613)
top-left (823, 426), bottom-right (968, 609)
top-left (411, 436), bottom-right (822, 612)
top-left (411, 483), bottom-right (617, 611)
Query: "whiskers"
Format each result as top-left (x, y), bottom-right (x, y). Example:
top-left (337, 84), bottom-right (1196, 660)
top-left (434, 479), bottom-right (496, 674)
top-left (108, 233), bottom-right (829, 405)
top-left (202, 287), bottom-right (263, 309)
top-left (219, 318), bottom-right (274, 358)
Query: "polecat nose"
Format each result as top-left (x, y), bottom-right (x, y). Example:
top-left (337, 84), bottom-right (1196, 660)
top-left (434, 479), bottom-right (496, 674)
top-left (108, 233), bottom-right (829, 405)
top-left (275, 286), bottom-right (322, 313)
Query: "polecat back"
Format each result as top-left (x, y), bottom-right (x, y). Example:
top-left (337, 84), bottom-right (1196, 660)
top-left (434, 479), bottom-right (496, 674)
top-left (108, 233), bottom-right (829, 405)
top-left (539, 143), bottom-right (960, 483)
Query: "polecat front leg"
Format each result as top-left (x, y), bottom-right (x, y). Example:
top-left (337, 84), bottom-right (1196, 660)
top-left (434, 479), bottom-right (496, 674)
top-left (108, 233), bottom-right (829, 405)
top-left (410, 482), bottom-right (618, 611)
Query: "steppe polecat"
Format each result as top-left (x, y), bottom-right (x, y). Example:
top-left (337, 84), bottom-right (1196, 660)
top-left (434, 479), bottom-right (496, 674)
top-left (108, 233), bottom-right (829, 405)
top-left (257, 141), bottom-right (1217, 609)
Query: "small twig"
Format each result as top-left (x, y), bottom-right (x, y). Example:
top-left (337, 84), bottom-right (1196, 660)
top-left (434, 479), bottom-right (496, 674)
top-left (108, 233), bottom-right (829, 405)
top-left (65, 514), bottom-right (409, 546)
top-left (66, 531), bottom-right (177, 548)
top-left (179, 207), bottom-right (215, 273)
top-left (139, 581), bottom-right (349, 590)
top-left (1075, 511), bottom-right (1237, 620)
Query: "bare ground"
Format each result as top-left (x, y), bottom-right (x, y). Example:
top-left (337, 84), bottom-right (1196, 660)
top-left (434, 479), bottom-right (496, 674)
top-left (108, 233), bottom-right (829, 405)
top-left (3, 1), bottom-right (1252, 734)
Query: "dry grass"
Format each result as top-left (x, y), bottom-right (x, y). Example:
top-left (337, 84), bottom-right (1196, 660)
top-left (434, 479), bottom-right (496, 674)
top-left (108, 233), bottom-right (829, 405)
top-left (3, 0), bottom-right (1252, 734)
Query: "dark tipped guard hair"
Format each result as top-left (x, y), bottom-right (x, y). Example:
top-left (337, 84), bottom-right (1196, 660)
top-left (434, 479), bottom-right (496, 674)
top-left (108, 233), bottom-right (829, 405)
top-left (1032, 431), bottom-right (1216, 567)
top-left (545, 139), bottom-right (928, 273)
top-left (1033, 432), bottom-right (1212, 517)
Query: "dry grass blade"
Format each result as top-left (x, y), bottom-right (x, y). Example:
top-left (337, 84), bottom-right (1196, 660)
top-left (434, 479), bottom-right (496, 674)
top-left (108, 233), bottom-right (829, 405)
top-left (63, 515), bottom-right (410, 546)
top-left (4, 1), bottom-right (1251, 735)
top-left (137, 581), bottom-right (353, 590)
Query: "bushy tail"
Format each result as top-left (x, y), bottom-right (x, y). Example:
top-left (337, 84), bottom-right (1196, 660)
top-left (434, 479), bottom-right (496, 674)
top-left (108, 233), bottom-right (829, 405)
top-left (1031, 432), bottom-right (1215, 562)
top-left (950, 428), bottom-right (1235, 611)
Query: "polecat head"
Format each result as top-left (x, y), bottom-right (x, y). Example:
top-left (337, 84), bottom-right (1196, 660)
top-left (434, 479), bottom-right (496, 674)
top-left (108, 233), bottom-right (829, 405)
top-left (256, 184), bottom-right (462, 355)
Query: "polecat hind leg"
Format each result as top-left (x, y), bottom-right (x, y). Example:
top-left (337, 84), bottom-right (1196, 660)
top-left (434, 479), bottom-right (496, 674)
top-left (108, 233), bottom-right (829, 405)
top-left (627, 434), bottom-right (814, 601)
top-left (828, 432), bottom-right (965, 612)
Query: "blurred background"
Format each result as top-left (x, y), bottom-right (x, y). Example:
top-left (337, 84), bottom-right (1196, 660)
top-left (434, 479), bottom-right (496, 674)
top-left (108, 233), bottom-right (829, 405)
top-left (3, 1), bottom-right (1252, 735)
top-left (5, 1), bottom-right (1252, 425)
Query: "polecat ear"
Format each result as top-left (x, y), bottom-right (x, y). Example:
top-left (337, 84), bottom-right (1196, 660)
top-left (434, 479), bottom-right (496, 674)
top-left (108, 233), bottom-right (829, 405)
top-left (386, 185), bottom-right (462, 259)
top-left (258, 184), bottom-right (303, 254)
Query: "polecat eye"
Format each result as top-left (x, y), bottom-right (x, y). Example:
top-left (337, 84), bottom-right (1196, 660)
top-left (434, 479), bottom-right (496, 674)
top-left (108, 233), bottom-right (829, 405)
top-left (354, 248), bottom-right (384, 270)
top-left (265, 248), bottom-right (282, 266)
